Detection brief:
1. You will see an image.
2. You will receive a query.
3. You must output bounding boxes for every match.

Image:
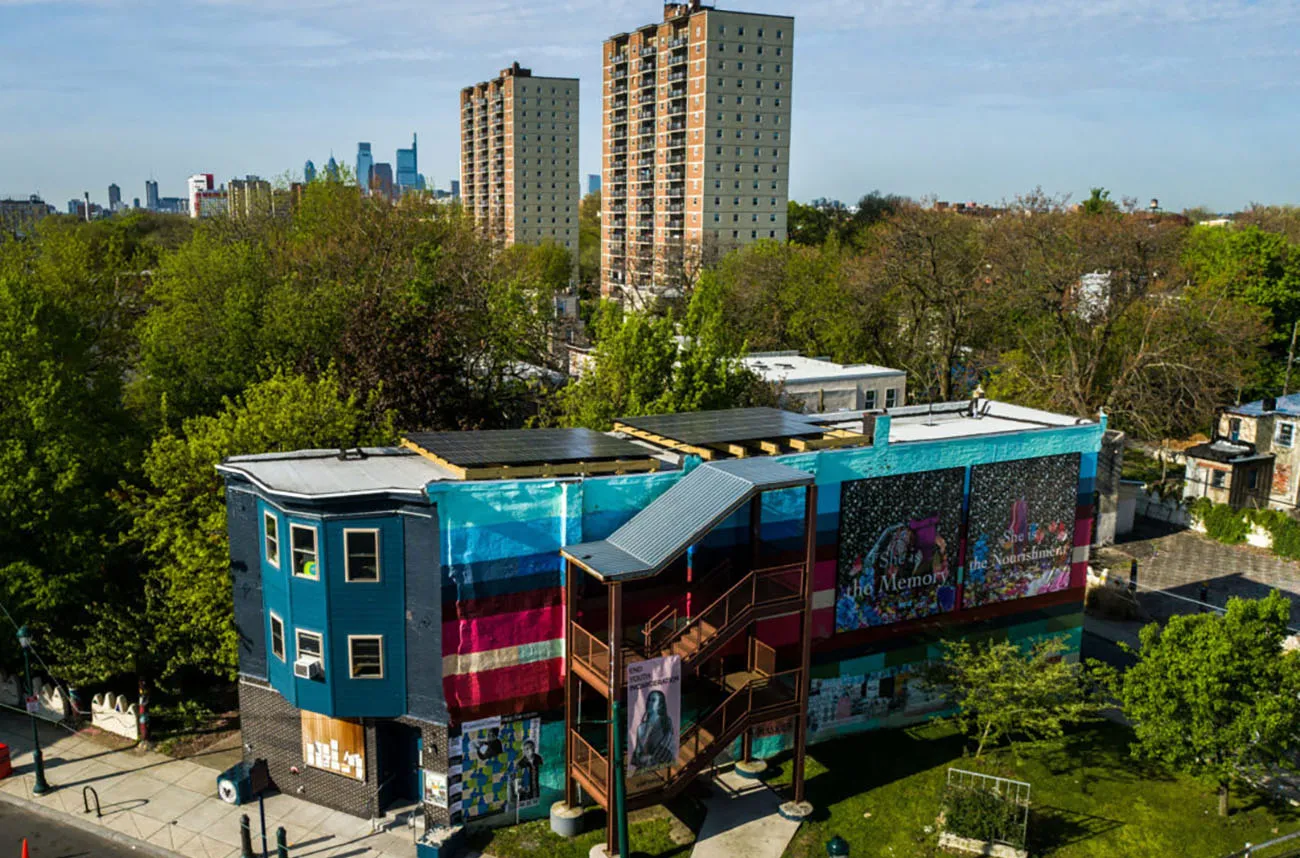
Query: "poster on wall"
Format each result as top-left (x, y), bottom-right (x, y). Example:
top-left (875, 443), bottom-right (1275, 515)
top-left (300, 712), bottom-right (366, 782)
top-left (835, 469), bottom-right (965, 631)
top-left (423, 771), bottom-right (448, 809)
top-left (626, 656), bottom-right (681, 775)
top-left (458, 714), bottom-right (543, 820)
top-left (964, 454), bottom-right (1080, 608)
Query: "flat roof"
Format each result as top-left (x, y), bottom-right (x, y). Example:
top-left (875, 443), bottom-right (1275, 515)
top-left (217, 448), bottom-right (452, 500)
top-left (1229, 393), bottom-right (1300, 417)
top-left (742, 352), bottom-right (905, 384)
top-left (811, 400), bottom-right (1094, 444)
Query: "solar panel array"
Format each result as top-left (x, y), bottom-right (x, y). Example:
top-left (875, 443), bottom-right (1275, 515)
top-left (617, 408), bottom-right (825, 446)
top-left (404, 428), bottom-right (650, 467)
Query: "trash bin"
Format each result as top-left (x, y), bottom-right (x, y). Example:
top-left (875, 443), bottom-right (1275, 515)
top-left (217, 761), bottom-right (252, 805)
top-left (0, 743), bottom-right (11, 779)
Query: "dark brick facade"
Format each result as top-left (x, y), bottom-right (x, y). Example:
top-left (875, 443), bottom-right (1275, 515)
top-left (239, 678), bottom-right (453, 828)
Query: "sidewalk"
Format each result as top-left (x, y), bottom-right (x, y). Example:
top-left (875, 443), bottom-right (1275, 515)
top-left (0, 714), bottom-right (420, 858)
top-left (690, 769), bottom-right (800, 858)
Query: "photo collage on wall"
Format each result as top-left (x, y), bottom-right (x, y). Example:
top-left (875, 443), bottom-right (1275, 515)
top-left (963, 454), bottom-right (1080, 608)
top-left (450, 713), bottom-right (544, 820)
top-left (807, 663), bottom-right (948, 739)
top-left (835, 468), bottom-right (965, 631)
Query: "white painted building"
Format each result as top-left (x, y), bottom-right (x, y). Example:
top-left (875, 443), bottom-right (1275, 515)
top-left (742, 351), bottom-right (907, 413)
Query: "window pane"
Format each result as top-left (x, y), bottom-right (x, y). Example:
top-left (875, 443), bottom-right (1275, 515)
top-left (264, 515), bottom-right (279, 565)
top-left (350, 638), bottom-right (383, 678)
top-left (271, 616), bottom-right (285, 661)
top-left (297, 631), bottom-right (322, 660)
top-left (346, 531), bottom-right (379, 582)
top-left (292, 526), bottom-right (319, 578)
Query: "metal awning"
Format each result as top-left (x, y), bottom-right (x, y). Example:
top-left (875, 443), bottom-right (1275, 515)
top-left (562, 458), bottom-right (813, 582)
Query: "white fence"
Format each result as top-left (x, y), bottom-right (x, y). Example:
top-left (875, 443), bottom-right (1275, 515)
top-left (1135, 490), bottom-right (1194, 527)
top-left (91, 692), bottom-right (140, 740)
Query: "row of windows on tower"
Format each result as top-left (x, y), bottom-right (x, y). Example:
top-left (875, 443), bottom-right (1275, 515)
top-left (715, 61), bottom-right (784, 74)
top-left (714, 77), bottom-right (783, 91)
top-left (713, 212), bottom-right (782, 223)
top-left (713, 43), bottom-right (785, 57)
top-left (716, 24), bottom-right (786, 39)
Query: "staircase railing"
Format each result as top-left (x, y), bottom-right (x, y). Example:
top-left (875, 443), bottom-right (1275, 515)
top-left (650, 563), bottom-right (804, 663)
top-left (571, 622), bottom-right (611, 679)
top-left (571, 731), bottom-right (609, 804)
top-left (642, 559), bottom-right (734, 652)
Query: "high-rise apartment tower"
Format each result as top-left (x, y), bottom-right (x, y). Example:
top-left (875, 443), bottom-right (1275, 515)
top-left (356, 142), bottom-right (373, 195)
top-left (460, 62), bottom-right (579, 255)
top-left (601, 1), bottom-right (793, 304)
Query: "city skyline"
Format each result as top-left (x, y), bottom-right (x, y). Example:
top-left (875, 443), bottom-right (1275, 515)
top-left (2, 0), bottom-right (1299, 211)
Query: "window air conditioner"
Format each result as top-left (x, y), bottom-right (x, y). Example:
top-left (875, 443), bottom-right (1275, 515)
top-left (293, 657), bottom-right (322, 680)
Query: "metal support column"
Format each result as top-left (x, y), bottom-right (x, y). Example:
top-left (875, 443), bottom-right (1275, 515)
top-left (564, 558), bottom-right (578, 808)
top-left (792, 483), bottom-right (817, 803)
top-left (607, 582), bottom-right (627, 857)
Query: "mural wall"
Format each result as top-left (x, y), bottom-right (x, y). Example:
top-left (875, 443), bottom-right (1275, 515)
top-left (453, 713), bottom-right (544, 820)
top-left (835, 468), bottom-right (965, 631)
top-left (964, 454), bottom-right (1080, 608)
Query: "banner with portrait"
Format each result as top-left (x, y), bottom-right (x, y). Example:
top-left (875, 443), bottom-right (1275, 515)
top-left (626, 655), bottom-right (681, 776)
top-left (964, 454), bottom-right (1080, 608)
top-left (835, 469), bottom-right (965, 631)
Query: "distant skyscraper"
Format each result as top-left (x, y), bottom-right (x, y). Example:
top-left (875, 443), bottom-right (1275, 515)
top-left (396, 133), bottom-right (419, 193)
top-left (108, 183), bottom-right (121, 212)
top-left (304, 160), bottom-right (317, 183)
top-left (145, 180), bottom-right (159, 211)
top-left (133, 197), bottom-right (140, 209)
top-left (356, 142), bottom-right (373, 195)
top-left (372, 163), bottom-right (394, 200)
top-left (587, 174), bottom-right (601, 196)
top-left (450, 179), bottom-right (460, 199)
top-left (325, 155), bottom-right (340, 181)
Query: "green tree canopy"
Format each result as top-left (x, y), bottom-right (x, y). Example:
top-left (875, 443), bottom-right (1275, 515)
top-left (1120, 591), bottom-right (1300, 816)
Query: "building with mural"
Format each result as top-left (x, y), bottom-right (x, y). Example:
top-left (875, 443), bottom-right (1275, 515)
top-left (217, 399), bottom-right (1102, 849)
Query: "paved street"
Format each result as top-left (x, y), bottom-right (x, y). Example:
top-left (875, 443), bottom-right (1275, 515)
top-left (0, 801), bottom-right (141, 858)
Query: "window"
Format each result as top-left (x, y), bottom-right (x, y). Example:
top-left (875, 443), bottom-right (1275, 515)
top-left (1277, 423), bottom-right (1294, 448)
top-left (1211, 470), bottom-right (1226, 489)
top-left (885, 388), bottom-right (898, 408)
top-left (348, 636), bottom-right (384, 679)
top-left (291, 524), bottom-right (320, 579)
top-left (344, 530), bottom-right (380, 582)
top-left (270, 612), bottom-right (285, 662)
top-left (264, 512), bottom-right (280, 567)
top-left (1247, 469), bottom-right (1259, 490)
top-left (865, 389), bottom-right (877, 410)
top-left (296, 629), bottom-right (323, 665)
top-left (1228, 418), bottom-right (1242, 441)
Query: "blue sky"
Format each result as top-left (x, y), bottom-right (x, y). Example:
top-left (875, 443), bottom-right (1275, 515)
top-left (2, 0), bottom-right (1298, 212)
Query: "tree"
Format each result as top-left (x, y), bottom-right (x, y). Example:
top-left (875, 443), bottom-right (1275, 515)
top-left (578, 190), bottom-right (601, 294)
top-left (984, 194), bottom-right (1267, 438)
top-left (1121, 592), bottom-right (1300, 816)
top-left (928, 635), bottom-right (1109, 758)
top-left (1081, 187), bottom-right (1118, 216)
top-left (120, 369), bottom-right (393, 686)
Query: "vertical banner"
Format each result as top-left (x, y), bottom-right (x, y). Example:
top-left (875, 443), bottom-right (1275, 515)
top-left (964, 454), bottom-right (1080, 608)
top-left (835, 469), bottom-right (965, 630)
top-left (626, 656), bottom-right (681, 775)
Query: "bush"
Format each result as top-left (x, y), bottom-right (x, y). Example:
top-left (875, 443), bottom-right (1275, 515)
top-left (1248, 508), bottom-right (1300, 560)
top-left (942, 783), bottom-right (1028, 848)
top-left (1199, 502), bottom-right (1249, 544)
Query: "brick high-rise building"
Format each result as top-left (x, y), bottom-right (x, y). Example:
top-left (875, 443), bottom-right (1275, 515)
top-left (601, 1), bottom-right (793, 305)
top-left (460, 62), bottom-right (580, 259)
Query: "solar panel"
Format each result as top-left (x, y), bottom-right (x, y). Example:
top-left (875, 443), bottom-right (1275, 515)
top-left (403, 428), bottom-right (650, 468)
top-left (617, 408), bottom-right (825, 446)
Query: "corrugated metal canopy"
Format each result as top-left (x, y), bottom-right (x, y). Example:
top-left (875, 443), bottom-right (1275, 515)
top-left (562, 457), bottom-right (813, 581)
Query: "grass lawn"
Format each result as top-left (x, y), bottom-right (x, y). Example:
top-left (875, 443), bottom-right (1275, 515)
top-left (466, 803), bottom-right (699, 858)
top-left (775, 720), bottom-right (1300, 858)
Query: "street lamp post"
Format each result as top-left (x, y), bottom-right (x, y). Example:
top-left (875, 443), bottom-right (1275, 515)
top-left (16, 626), bottom-right (51, 795)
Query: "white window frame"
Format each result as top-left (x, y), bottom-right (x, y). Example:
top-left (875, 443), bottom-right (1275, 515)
top-left (343, 528), bottom-right (381, 583)
top-left (1277, 422), bottom-right (1294, 448)
top-left (269, 612), bottom-right (286, 662)
top-left (290, 523), bottom-right (320, 579)
top-left (1211, 469), bottom-right (1227, 489)
top-left (864, 389), bottom-right (877, 410)
top-left (348, 635), bottom-right (385, 680)
top-left (885, 388), bottom-right (898, 408)
top-left (264, 511), bottom-right (280, 568)
top-left (296, 629), bottom-right (324, 666)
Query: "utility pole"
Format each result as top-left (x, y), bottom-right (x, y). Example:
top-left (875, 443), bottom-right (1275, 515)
top-left (1284, 318), bottom-right (1300, 396)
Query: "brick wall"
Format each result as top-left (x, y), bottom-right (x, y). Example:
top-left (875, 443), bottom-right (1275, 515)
top-left (401, 716), bottom-right (451, 829)
top-left (239, 678), bottom-right (381, 818)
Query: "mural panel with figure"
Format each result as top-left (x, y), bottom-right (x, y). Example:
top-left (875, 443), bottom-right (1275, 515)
top-left (963, 454), bottom-right (1080, 608)
top-left (835, 468), bottom-right (966, 631)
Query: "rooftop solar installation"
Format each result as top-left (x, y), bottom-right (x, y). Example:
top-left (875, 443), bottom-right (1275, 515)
top-left (616, 408), bottom-right (826, 446)
top-left (402, 428), bottom-right (650, 468)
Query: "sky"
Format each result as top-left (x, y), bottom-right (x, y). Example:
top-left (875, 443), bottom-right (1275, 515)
top-left (1, 0), bottom-right (1298, 213)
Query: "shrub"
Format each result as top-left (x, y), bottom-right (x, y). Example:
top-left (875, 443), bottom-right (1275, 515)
top-left (1200, 503), bottom-right (1249, 544)
top-left (942, 783), bottom-right (1027, 848)
top-left (1249, 508), bottom-right (1300, 560)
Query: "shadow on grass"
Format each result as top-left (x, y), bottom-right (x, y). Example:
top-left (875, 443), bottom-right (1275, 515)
top-left (1030, 804), bottom-right (1124, 853)
top-left (1036, 722), bottom-right (1170, 789)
